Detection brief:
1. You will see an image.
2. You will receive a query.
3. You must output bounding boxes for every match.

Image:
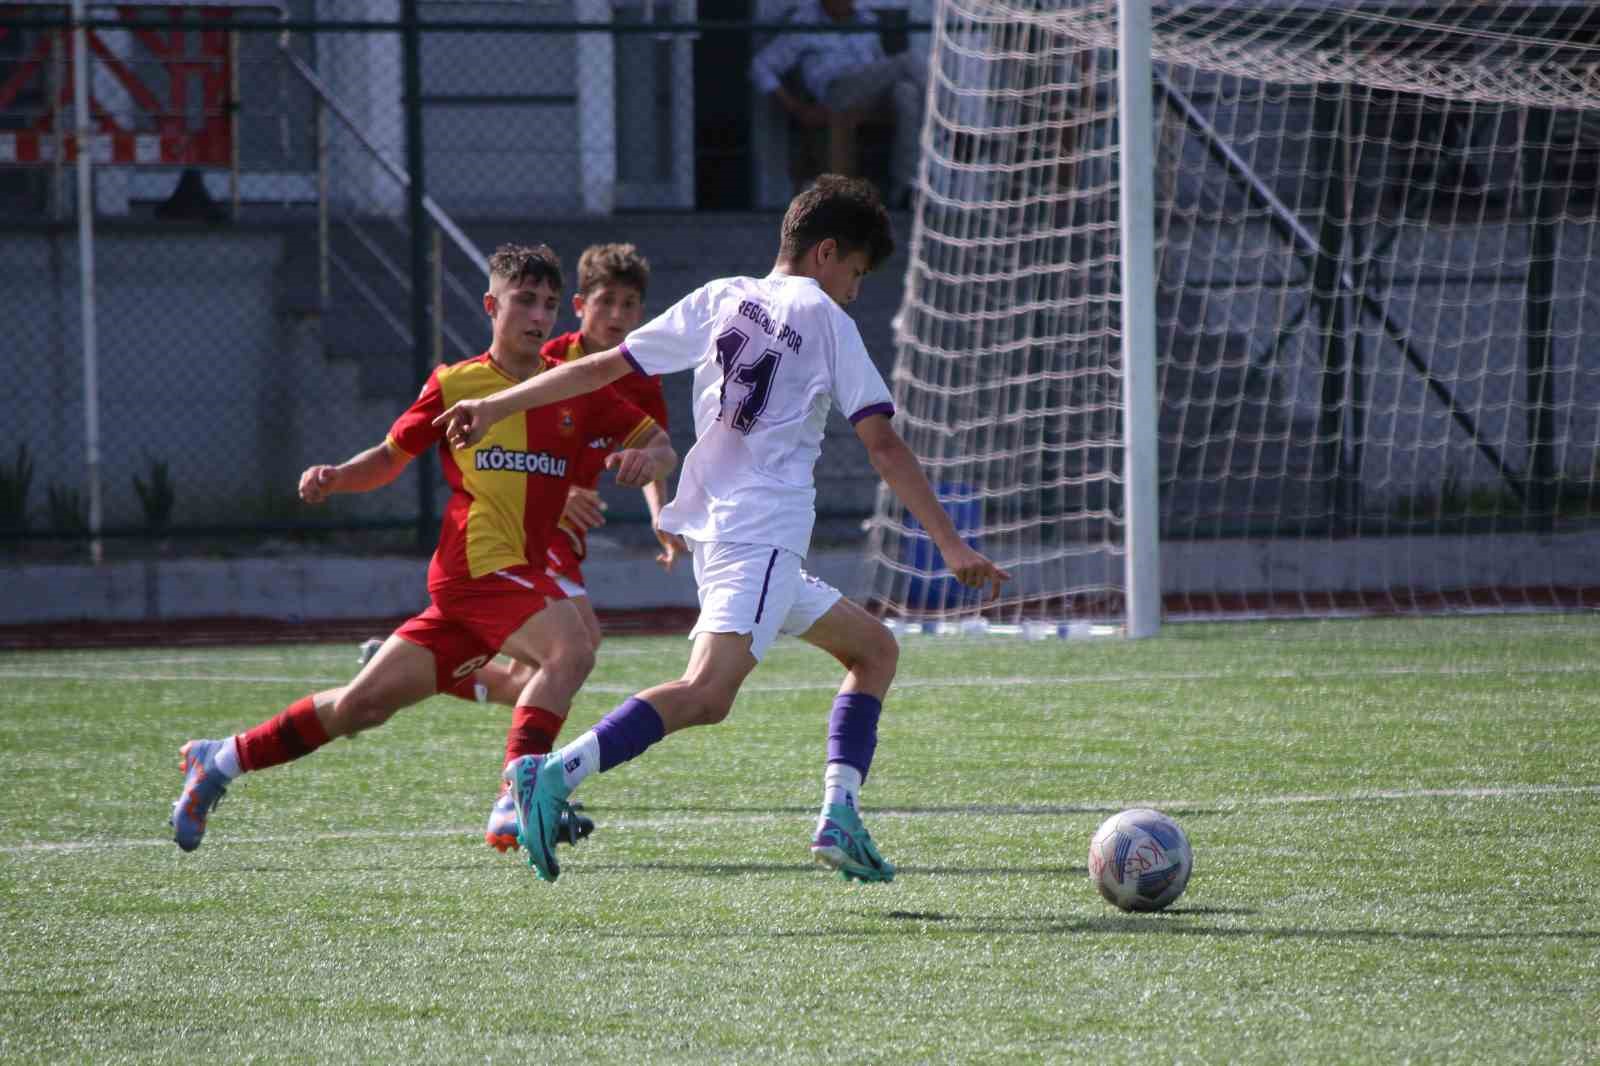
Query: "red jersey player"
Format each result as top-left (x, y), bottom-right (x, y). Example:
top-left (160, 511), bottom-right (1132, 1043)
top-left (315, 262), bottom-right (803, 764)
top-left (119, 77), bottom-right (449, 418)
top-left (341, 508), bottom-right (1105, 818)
top-left (541, 242), bottom-right (684, 650)
top-left (168, 243), bottom-right (677, 855)
top-left (352, 242), bottom-right (683, 852)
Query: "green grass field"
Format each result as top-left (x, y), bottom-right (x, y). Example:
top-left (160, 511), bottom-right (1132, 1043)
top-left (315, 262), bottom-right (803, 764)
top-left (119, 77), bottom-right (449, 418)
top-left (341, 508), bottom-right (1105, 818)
top-left (3, 615), bottom-right (1599, 1063)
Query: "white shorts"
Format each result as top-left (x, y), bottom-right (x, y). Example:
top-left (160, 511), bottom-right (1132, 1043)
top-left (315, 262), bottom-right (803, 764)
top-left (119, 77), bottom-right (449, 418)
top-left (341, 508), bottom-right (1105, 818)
top-left (687, 540), bottom-right (843, 662)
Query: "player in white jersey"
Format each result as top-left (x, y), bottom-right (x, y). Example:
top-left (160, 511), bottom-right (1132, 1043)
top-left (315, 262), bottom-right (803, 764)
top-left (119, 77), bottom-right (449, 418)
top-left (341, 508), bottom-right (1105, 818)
top-left (432, 175), bottom-right (1009, 884)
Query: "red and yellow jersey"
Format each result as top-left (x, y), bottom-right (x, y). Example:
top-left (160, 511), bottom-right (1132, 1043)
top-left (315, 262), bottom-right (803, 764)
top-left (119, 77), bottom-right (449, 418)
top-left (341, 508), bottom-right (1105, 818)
top-left (386, 351), bottom-right (658, 586)
top-left (541, 330), bottom-right (671, 559)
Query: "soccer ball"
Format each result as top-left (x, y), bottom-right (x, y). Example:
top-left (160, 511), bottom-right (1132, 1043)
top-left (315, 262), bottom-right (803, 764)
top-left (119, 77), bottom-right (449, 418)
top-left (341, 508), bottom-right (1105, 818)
top-left (1087, 808), bottom-right (1193, 912)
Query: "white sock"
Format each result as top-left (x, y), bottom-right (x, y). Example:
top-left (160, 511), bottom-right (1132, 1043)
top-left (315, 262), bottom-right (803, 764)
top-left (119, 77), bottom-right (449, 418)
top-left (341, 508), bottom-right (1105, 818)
top-left (823, 762), bottom-right (862, 813)
top-left (212, 736), bottom-right (242, 779)
top-left (554, 731), bottom-right (601, 791)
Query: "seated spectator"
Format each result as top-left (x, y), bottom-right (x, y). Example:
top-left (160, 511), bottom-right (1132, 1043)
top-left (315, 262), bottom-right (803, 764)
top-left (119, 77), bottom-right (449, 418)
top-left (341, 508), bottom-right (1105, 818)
top-left (750, 0), bottom-right (925, 208)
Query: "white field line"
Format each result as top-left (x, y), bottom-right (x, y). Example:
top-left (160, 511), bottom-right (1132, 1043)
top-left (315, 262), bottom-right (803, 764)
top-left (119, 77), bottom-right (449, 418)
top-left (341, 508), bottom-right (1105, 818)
top-left (6, 782), bottom-right (1598, 855)
top-left (0, 660), bottom-right (1597, 694)
top-left (20, 654), bottom-right (327, 667)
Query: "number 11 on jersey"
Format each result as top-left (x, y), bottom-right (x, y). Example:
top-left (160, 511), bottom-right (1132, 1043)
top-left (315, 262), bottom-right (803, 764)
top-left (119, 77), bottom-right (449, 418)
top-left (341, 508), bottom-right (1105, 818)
top-left (714, 326), bottom-right (784, 434)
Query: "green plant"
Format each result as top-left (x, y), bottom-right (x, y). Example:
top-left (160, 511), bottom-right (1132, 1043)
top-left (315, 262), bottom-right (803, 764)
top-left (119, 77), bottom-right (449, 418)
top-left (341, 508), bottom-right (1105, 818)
top-left (133, 456), bottom-right (175, 531)
top-left (46, 483), bottom-right (87, 536)
top-left (0, 444), bottom-right (34, 533)
top-left (1388, 467), bottom-right (1523, 522)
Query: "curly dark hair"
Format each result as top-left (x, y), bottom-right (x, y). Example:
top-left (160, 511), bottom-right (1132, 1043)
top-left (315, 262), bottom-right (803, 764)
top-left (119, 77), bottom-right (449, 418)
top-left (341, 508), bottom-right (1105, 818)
top-left (577, 243), bottom-right (651, 297)
top-left (777, 174), bottom-right (895, 271)
top-left (487, 242), bottom-right (563, 292)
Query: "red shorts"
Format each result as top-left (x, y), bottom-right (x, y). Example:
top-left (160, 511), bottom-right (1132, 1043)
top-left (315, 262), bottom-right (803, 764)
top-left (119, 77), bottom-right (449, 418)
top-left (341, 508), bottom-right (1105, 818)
top-left (394, 564), bottom-right (567, 697)
top-left (543, 529), bottom-right (587, 590)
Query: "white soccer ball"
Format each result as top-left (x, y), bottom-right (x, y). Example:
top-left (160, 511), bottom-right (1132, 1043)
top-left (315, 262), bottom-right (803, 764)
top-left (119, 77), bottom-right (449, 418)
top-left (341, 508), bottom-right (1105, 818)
top-left (1088, 808), bottom-right (1193, 912)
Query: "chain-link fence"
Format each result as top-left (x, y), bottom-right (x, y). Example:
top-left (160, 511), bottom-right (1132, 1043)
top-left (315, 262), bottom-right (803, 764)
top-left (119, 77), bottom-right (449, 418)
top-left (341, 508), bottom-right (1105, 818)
top-left (1, 0), bottom-right (932, 560)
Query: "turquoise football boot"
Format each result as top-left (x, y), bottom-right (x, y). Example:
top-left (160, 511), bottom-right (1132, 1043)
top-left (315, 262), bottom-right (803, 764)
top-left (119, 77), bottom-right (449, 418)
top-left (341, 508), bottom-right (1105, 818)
top-left (810, 802), bottom-right (896, 883)
top-left (503, 754), bottom-right (576, 882)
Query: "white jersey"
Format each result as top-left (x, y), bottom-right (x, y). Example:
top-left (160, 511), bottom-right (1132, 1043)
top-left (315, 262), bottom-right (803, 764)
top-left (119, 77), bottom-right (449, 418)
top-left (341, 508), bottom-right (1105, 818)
top-left (620, 273), bottom-right (894, 557)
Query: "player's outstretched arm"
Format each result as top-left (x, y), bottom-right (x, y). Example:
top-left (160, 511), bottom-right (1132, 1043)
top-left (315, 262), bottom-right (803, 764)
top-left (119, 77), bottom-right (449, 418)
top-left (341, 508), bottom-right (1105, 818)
top-left (298, 441), bottom-right (411, 505)
top-left (604, 426), bottom-right (678, 490)
top-left (853, 414), bottom-right (1011, 600)
top-left (433, 347), bottom-right (636, 449)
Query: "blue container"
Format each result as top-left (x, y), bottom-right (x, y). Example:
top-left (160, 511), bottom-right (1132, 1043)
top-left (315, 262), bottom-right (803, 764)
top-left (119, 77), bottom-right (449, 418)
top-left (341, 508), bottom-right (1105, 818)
top-left (900, 482), bottom-right (984, 611)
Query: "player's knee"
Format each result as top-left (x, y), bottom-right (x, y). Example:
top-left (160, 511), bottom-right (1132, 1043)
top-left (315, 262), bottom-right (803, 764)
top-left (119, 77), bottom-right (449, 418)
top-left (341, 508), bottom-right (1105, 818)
top-left (846, 621), bottom-right (899, 689)
top-left (693, 695), bottom-right (735, 726)
top-left (574, 641), bottom-right (597, 679)
top-left (868, 631), bottom-right (900, 688)
top-left (547, 639), bottom-right (596, 687)
top-left (875, 623), bottom-right (901, 678)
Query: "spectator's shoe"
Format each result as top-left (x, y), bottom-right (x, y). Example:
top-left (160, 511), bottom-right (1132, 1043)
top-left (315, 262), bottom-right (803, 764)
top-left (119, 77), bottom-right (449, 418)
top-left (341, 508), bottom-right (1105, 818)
top-left (811, 803), bottom-right (896, 883)
top-left (504, 755), bottom-right (575, 882)
top-left (486, 788), bottom-right (594, 852)
top-left (170, 739), bottom-right (229, 852)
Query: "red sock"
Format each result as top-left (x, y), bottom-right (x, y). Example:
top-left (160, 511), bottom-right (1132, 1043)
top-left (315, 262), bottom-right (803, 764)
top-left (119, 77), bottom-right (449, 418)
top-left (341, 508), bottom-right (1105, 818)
top-left (505, 705), bottom-right (565, 768)
top-left (237, 696), bottom-right (332, 772)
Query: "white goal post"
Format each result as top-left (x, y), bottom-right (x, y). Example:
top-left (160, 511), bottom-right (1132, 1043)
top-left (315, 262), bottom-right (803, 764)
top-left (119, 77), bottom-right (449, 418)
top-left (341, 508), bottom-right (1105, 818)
top-left (864, 0), bottom-right (1600, 632)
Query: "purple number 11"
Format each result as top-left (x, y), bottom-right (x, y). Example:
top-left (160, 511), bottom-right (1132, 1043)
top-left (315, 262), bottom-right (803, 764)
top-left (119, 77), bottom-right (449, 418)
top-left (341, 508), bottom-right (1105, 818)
top-left (714, 327), bottom-right (783, 434)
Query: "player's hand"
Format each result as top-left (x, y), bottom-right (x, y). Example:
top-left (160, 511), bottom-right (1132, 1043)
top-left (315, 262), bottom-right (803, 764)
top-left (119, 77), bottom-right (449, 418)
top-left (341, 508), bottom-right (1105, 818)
top-left (432, 398), bottom-right (490, 450)
top-left (298, 464), bottom-right (339, 504)
top-left (605, 448), bottom-right (657, 488)
top-left (654, 527), bottom-right (686, 571)
top-left (561, 487), bottom-right (607, 532)
top-left (941, 542), bottom-right (1011, 602)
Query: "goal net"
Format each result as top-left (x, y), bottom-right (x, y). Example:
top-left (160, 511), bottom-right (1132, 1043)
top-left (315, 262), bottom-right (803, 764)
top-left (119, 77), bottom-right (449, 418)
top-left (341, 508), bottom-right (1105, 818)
top-left (864, 0), bottom-right (1600, 628)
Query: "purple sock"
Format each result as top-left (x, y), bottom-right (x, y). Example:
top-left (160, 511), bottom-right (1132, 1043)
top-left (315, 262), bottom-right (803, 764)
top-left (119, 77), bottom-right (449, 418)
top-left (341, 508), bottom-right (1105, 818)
top-left (826, 692), bottom-right (882, 782)
top-left (593, 696), bottom-right (666, 772)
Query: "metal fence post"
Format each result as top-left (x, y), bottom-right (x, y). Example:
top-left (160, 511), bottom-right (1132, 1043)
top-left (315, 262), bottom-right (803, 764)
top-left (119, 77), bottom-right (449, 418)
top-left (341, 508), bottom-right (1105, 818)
top-left (402, 0), bottom-right (436, 550)
top-left (315, 95), bottom-right (329, 308)
top-left (431, 226), bottom-right (447, 368)
top-left (72, 0), bottom-right (103, 563)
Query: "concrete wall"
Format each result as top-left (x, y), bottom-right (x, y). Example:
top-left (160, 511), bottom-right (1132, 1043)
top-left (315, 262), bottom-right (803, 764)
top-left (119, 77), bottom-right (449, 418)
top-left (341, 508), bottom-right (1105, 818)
top-left (0, 227), bottom-right (374, 531)
top-left (0, 548), bottom-right (870, 623)
top-left (8, 531), bottom-right (1597, 625)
